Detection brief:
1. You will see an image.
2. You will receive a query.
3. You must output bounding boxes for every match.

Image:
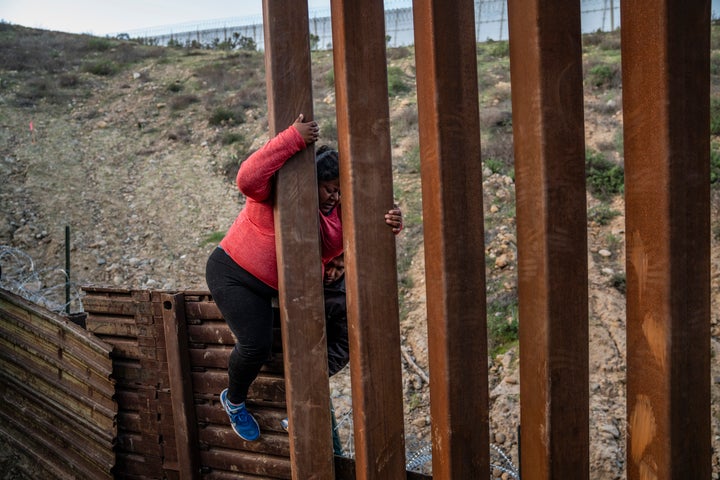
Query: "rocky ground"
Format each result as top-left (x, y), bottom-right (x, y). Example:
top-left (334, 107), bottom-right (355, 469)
top-left (1, 26), bottom-right (719, 479)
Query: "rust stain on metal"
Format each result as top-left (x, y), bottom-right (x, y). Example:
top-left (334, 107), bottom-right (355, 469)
top-left (641, 312), bottom-right (666, 370)
top-left (628, 230), bottom-right (649, 304)
top-left (638, 459), bottom-right (659, 480)
top-left (629, 395), bottom-right (657, 466)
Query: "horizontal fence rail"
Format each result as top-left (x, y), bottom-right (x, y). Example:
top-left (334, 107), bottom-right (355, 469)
top-left (0, 288), bottom-right (116, 480)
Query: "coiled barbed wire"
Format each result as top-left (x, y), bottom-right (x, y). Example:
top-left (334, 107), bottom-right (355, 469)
top-left (334, 406), bottom-right (519, 478)
top-left (0, 246), bottom-right (83, 314)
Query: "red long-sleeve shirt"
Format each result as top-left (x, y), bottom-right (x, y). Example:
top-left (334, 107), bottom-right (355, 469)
top-left (219, 126), bottom-right (343, 289)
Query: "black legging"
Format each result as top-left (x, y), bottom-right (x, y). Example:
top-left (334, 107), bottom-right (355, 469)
top-left (205, 247), bottom-right (277, 405)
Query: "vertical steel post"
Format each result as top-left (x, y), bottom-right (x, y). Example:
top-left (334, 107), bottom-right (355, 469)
top-left (65, 225), bottom-right (70, 313)
top-left (412, 0), bottom-right (489, 478)
top-left (161, 293), bottom-right (200, 480)
top-left (262, 1), bottom-right (334, 478)
top-left (329, 0), bottom-right (406, 478)
top-left (621, 1), bottom-right (711, 478)
top-left (507, 1), bottom-right (589, 478)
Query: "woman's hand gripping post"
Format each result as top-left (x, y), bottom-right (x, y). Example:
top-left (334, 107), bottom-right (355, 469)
top-left (292, 114), bottom-right (319, 145)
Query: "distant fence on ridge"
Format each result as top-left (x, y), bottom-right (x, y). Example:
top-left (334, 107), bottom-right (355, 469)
top-left (120, 0), bottom-right (621, 49)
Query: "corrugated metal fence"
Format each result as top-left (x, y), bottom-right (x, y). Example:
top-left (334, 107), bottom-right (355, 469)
top-left (0, 286), bottom-right (432, 479)
top-left (0, 289), bottom-right (116, 479)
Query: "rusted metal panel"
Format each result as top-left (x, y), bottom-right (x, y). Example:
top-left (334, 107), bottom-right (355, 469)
top-left (184, 300), bottom-right (223, 320)
top-left (621, 1), bottom-right (712, 478)
top-left (0, 418), bottom-right (113, 480)
top-left (507, 0), bottom-right (589, 478)
top-left (262, 1), bottom-right (334, 478)
top-left (187, 322), bottom-right (235, 345)
top-left (191, 370), bottom-right (286, 403)
top-left (200, 448), bottom-right (292, 478)
top-left (411, 0), bottom-right (489, 477)
top-left (82, 294), bottom-right (139, 316)
top-left (199, 426), bottom-right (290, 456)
top-left (0, 318), bottom-right (116, 402)
top-left (0, 356), bottom-right (115, 431)
top-left (162, 292), bottom-right (201, 479)
top-left (114, 451), bottom-right (165, 476)
top-left (86, 313), bottom-right (139, 337)
top-left (1, 380), bottom-right (114, 465)
top-left (0, 288), bottom-right (116, 479)
top-left (329, 0), bottom-right (406, 478)
top-left (84, 287), bottom-right (170, 479)
top-left (182, 293), bottom-right (292, 478)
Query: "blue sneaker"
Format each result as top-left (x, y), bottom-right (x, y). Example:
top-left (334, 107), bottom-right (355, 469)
top-left (280, 417), bottom-right (289, 432)
top-left (220, 389), bottom-right (260, 441)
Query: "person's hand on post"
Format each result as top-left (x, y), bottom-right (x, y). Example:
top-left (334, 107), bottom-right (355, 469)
top-left (292, 114), bottom-right (319, 145)
top-left (385, 205), bottom-right (403, 235)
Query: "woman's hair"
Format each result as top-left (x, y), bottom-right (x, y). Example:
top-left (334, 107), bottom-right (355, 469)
top-left (316, 145), bottom-right (339, 181)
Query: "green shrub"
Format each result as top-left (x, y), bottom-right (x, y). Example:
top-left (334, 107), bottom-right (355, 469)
top-left (58, 73), bottom-right (80, 87)
top-left (487, 293), bottom-right (519, 356)
top-left (387, 66), bottom-right (411, 96)
top-left (309, 33), bottom-right (320, 51)
top-left (83, 59), bottom-right (119, 76)
top-left (325, 69), bottom-right (335, 88)
top-left (166, 81), bottom-right (183, 92)
top-left (236, 35), bottom-right (257, 51)
top-left (586, 149), bottom-right (624, 200)
top-left (86, 37), bottom-right (113, 52)
top-left (588, 204), bottom-right (620, 225)
top-left (478, 39), bottom-right (509, 58)
top-left (15, 77), bottom-right (64, 106)
top-left (221, 132), bottom-right (245, 145)
top-left (484, 157), bottom-right (506, 175)
top-left (587, 63), bottom-right (621, 88)
top-left (208, 106), bottom-right (244, 126)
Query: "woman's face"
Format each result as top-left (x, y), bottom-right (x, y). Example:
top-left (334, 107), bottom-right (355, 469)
top-left (324, 255), bottom-right (345, 285)
top-left (318, 178), bottom-right (340, 215)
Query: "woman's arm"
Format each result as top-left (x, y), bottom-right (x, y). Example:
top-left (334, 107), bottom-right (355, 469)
top-left (237, 115), bottom-right (318, 201)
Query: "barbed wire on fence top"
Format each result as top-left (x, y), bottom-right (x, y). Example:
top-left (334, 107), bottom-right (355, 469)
top-left (0, 246), bottom-right (83, 314)
top-left (120, 0), bottom-right (620, 49)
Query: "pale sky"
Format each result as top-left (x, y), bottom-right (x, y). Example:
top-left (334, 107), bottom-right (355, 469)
top-left (0, 0), bottom-right (332, 36)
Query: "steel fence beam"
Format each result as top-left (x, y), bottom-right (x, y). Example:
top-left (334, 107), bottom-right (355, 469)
top-left (411, 0), bottom-right (489, 478)
top-left (621, 1), bottom-right (711, 478)
top-left (262, 1), bottom-right (334, 478)
top-left (329, 0), bottom-right (407, 478)
top-left (507, 1), bottom-right (590, 478)
top-left (161, 293), bottom-right (200, 480)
